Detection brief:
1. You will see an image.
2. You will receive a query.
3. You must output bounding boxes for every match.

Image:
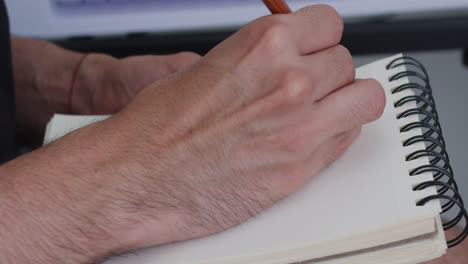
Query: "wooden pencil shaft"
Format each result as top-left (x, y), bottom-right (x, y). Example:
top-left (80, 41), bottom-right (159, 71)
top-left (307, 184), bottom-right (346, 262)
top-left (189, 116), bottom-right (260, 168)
top-left (262, 0), bottom-right (292, 14)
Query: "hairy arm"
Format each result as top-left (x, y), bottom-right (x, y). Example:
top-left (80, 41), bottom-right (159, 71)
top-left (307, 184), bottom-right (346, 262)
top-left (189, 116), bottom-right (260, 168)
top-left (1, 122), bottom-right (121, 263)
top-left (0, 120), bottom-right (174, 263)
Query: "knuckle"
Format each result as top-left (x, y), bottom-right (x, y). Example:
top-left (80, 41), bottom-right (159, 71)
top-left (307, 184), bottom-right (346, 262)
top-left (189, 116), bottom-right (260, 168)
top-left (276, 68), bottom-right (311, 106)
top-left (258, 20), bottom-right (293, 55)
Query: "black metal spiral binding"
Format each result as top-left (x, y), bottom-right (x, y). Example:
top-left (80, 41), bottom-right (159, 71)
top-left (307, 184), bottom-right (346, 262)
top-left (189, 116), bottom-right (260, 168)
top-left (386, 56), bottom-right (468, 248)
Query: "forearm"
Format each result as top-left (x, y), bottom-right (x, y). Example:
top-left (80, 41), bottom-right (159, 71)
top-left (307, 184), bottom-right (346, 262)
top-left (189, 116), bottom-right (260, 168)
top-left (0, 120), bottom-right (171, 263)
top-left (11, 36), bottom-right (115, 144)
top-left (0, 124), bottom-right (111, 263)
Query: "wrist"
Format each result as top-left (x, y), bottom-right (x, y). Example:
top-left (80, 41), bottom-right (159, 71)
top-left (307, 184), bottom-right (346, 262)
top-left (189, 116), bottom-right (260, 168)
top-left (11, 36), bottom-right (118, 144)
top-left (16, 38), bottom-right (83, 115)
top-left (70, 53), bottom-right (118, 114)
top-left (34, 50), bottom-right (117, 115)
top-left (11, 37), bottom-right (85, 143)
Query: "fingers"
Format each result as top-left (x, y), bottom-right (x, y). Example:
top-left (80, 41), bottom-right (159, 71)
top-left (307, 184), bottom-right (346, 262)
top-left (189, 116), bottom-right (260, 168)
top-left (237, 46), bottom-right (357, 137)
top-left (220, 5), bottom-right (343, 59)
top-left (300, 45), bottom-right (355, 102)
top-left (314, 79), bottom-right (386, 135)
top-left (199, 5), bottom-right (346, 110)
top-left (233, 44), bottom-right (354, 115)
top-left (291, 5), bottom-right (344, 55)
top-left (257, 5), bottom-right (344, 55)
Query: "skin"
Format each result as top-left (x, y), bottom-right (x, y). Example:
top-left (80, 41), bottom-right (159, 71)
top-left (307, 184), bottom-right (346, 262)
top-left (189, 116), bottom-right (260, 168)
top-left (0, 5), bottom-right (465, 264)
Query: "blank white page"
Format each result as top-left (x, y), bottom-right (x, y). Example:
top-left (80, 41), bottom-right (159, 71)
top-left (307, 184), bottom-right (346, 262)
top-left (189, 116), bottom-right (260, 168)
top-left (44, 55), bottom-right (444, 264)
top-left (43, 114), bottom-right (110, 145)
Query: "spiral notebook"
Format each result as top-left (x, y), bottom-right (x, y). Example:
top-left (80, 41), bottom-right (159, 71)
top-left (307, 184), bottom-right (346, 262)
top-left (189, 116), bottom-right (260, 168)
top-left (44, 55), bottom-right (467, 264)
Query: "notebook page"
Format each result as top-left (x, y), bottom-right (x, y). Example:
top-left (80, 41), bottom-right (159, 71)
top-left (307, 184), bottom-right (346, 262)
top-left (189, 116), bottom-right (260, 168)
top-left (310, 217), bottom-right (446, 264)
top-left (43, 114), bottom-right (110, 145)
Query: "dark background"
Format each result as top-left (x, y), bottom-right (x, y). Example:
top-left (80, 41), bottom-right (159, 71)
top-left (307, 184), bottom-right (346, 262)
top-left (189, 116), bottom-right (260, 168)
top-left (54, 15), bottom-right (468, 62)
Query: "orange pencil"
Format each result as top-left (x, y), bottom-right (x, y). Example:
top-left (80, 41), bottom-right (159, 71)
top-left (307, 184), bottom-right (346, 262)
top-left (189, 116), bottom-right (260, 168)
top-left (262, 0), bottom-right (292, 14)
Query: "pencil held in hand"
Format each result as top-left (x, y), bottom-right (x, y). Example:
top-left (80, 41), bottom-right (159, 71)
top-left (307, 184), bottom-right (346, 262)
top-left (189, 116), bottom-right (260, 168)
top-left (262, 0), bottom-right (292, 14)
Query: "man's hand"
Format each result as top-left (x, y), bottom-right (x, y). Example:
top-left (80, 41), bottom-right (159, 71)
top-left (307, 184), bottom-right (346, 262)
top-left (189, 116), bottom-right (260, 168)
top-left (11, 36), bottom-right (200, 144)
top-left (1, 5), bottom-right (386, 263)
top-left (107, 4), bottom-right (386, 248)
